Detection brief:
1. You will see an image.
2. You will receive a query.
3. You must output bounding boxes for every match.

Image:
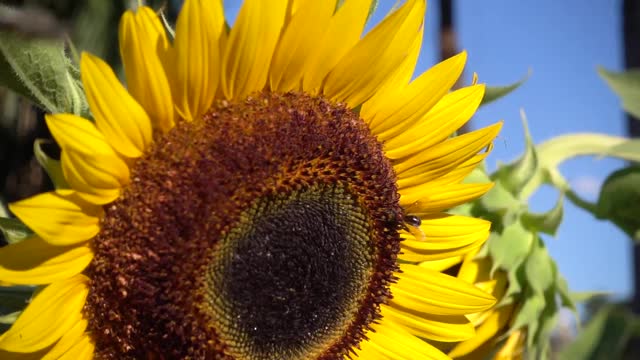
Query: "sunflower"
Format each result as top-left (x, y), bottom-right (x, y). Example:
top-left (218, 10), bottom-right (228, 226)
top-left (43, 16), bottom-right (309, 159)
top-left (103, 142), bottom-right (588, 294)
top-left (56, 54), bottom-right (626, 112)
top-left (0, 0), bottom-right (502, 359)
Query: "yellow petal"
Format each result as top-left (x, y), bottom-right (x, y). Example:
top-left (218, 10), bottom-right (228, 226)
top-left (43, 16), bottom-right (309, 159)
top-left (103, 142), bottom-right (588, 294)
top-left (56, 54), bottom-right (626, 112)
top-left (170, 0), bottom-right (224, 120)
top-left (119, 7), bottom-right (174, 132)
top-left (448, 305), bottom-right (514, 358)
top-left (365, 51), bottom-right (467, 133)
top-left (56, 333), bottom-right (94, 360)
top-left (390, 264), bottom-right (495, 316)
top-left (0, 275), bottom-right (89, 353)
top-left (41, 319), bottom-right (88, 360)
top-left (45, 114), bottom-right (129, 204)
top-left (61, 150), bottom-right (128, 205)
top-left (457, 248), bottom-right (492, 283)
top-left (45, 114), bottom-right (119, 156)
top-left (269, 0), bottom-right (334, 92)
top-left (0, 236), bottom-right (92, 285)
top-left (397, 151), bottom-right (489, 189)
top-left (384, 85), bottom-right (488, 157)
top-left (362, 28), bottom-right (423, 111)
top-left (81, 52), bottom-right (152, 158)
top-left (302, 0), bottom-right (372, 94)
top-left (222, 0), bottom-right (287, 100)
top-left (400, 240), bottom-right (484, 262)
top-left (322, 0), bottom-right (425, 108)
top-left (418, 256), bottom-right (463, 272)
top-left (9, 190), bottom-right (102, 246)
top-left (403, 214), bottom-right (491, 243)
top-left (390, 121), bottom-right (500, 179)
top-left (0, 351), bottom-right (44, 359)
top-left (358, 319), bottom-right (450, 360)
top-left (381, 305), bottom-right (475, 342)
top-left (495, 328), bottom-right (526, 360)
top-left (401, 183), bottom-right (494, 213)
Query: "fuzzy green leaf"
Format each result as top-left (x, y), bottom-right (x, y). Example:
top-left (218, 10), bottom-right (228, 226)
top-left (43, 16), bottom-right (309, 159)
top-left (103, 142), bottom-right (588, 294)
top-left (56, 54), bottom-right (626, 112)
top-left (596, 166), bottom-right (640, 240)
top-left (0, 31), bottom-right (88, 115)
top-left (33, 139), bottom-right (67, 189)
top-left (598, 67), bottom-right (640, 119)
top-left (481, 70), bottom-right (530, 106)
top-left (0, 218), bottom-right (32, 244)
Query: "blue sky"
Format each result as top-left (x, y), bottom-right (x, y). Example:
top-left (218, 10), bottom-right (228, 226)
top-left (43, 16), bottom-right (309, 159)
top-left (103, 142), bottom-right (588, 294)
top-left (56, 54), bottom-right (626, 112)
top-left (223, 0), bottom-right (633, 298)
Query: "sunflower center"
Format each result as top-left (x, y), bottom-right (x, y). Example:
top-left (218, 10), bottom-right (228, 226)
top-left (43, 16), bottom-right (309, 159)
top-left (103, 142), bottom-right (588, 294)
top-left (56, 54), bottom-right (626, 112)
top-left (207, 185), bottom-right (374, 359)
top-left (86, 92), bottom-right (402, 359)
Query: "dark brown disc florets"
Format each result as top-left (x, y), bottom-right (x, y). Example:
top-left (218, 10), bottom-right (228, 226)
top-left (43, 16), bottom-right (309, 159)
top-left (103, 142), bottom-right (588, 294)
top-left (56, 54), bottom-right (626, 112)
top-left (85, 92), bottom-right (403, 359)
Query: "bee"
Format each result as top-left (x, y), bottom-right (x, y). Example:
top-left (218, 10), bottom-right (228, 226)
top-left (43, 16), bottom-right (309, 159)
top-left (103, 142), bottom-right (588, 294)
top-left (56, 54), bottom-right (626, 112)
top-left (403, 213), bottom-right (426, 242)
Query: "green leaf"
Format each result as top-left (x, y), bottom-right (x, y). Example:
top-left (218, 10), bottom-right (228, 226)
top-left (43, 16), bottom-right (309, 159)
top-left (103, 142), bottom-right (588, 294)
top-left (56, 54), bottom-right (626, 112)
top-left (33, 139), bottom-right (67, 189)
top-left (524, 238), bottom-right (554, 295)
top-left (481, 70), bottom-right (530, 106)
top-left (560, 306), bottom-right (635, 360)
top-left (0, 286), bottom-right (34, 335)
top-left (493, 112), bottom-right (539, 196)
top-left (0, 30), bottom-right (88, 116)
top-left (0, 286), bottom-right (34, 314)
top-left (489, 220), bottom-right (534, 274)
top-left (570, 291), bottom-right (610, 304)
top-left (598, 67), bottom-right (640, 119)
top-left (595, 166), bottom-right (640, 240)
top-left (522, 193), bottom-right (564, 236)
top-left (0, 218), bottom-right (32, 244)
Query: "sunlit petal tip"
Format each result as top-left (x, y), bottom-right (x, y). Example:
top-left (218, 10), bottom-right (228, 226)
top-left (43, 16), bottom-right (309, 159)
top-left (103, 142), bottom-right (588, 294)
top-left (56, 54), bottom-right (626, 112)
top-left (322, 0), bottom-right (426, 107)
top-left (80, 52), bottom-right (152, 158)
top-left (170, 0), bottom-right (225, 121)
top-left (8, 191), bottom-right (102, 246)
top-left (119, 6), bottom-right (175, 132)
top-left (269, 0), bottom-right (335, 92)
top-left (222, 0), bottom-right (288, 100)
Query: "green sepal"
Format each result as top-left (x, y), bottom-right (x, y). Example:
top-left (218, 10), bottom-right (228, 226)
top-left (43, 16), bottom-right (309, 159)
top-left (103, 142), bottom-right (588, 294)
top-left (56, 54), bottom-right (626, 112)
top-left (479, 181), bottom-right (521, 213)
top-left (481, 70), bottom-right (530, 106)
top-left (524, 238), bottom-right (554, 295)
top-left (34, 139), bottom-right (68, 189)
top-left (521, 193), bottom-right (564, 236)
top-left (489, 220), bottom-right (534, 276)
top-left (493, 116), bottom-right (538, 197)
top-left (0, 30), bottom-right (88, 116)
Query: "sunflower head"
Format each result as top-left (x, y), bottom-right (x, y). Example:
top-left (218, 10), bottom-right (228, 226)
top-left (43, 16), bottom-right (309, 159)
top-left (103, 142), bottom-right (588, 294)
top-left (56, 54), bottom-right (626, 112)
top-left (0, 0), bottom-right (502, 359)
